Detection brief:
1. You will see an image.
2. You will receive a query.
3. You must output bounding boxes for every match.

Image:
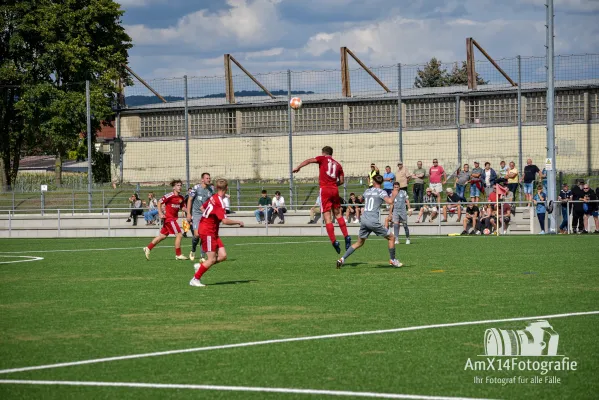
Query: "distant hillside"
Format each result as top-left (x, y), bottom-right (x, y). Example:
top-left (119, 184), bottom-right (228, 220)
top-left (125, 90), bottom-right (315, 106)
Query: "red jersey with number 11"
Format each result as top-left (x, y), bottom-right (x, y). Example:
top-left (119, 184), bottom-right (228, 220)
top-left (199, 194), bottom-right (226, 237)
top-left (316, 155), bottom-right (343, 188)
top-left (160, 192), bottom-right (185, 222)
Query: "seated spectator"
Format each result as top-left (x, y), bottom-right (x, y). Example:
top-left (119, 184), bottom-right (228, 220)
top-left (532, 185), bottom-right (547, 234)
top-left (495, 198), bottom-right (512, 234)
top-left (254, 190), bottom-right (273, 224)
top-left (308, 195), bottom-right (321, 224)
top-left (415, 187), bottom-right (438, 223)
top-left (345, 193), bottom-right (362, 223)
top-left (476, 204), bottom-right (494, 234)
top-left (271, 191), bottom-right (287, 224)
top-left (126, 193), bottom-right (143, 226)
top-left (144, 192), bottom-right (159, 225)
top-left (461, 203), bottom-right (480, 235)
top-left (582, 184), bottom-right (599, 234)
top-left (442, 187), bottom-right (462, 222)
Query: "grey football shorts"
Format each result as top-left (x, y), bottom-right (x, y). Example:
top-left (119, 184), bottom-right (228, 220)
top-left (358, 221), bottom-right (389, 239)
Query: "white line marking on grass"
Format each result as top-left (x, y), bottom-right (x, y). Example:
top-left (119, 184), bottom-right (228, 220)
top-left (0, 380), bottom-right (496, 400)
top-left (0, 256), bottom-right (44, 264)
top-left (234, 240), bottom-right (329, 246)
top-left (0, 247), bottom-right (143, 254)
top-left (1, 310), bottom-right (597, 375)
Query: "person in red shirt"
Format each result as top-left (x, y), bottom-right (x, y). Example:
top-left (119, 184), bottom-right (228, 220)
top-left (428, 158), bottom-right (447, 194)
top-left (190, 178), bottom-right (244, 287)
top-left (144, 179), bottom-right (189, 260)
top-left (293, 146), bottom-right (351, 254)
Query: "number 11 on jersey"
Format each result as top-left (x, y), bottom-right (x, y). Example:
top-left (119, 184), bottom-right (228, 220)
top-left (326, 159), bottom-right (337, 178)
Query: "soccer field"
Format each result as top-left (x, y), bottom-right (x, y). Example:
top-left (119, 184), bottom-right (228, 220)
top-left (0, 236), bottom-right (598, 399)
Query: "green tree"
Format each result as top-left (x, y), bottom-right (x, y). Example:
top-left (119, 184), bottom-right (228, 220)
top-left (414, 58), bottom-right (449, 88)
top-left (447, 61), bottom-right (487, 86)
top-left (0, 0), bottom-right (131, 189)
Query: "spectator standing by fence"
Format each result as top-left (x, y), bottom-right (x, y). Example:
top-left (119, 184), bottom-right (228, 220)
top-left (483, 162), bottom-right (497, 196)
top-left (498, 161), bottom-right (508, 179)
top-left (368, 163), bottom-right (380, 187)
top-left (582, 184), bottom-right (599, 234)
top-left (506, 161), bottom-right (519, 200)
top-left (558, 183), bottom-right (572, 234)
top-left (383, 166), bottom-right (396, 195)
top-left (429, 159), bottom-right (446, 194)
top-left (571, 180), bottom-right (585, 233)
top-left (454, 164), bottom-right (470, 202)
top-left (533, 185), bottom-right (547, 234)
top-left (522, 159), bottom-right (540, 206)
top-left (470, 161), bottom-right (484, 203)
top-left (412, 161), bottom-right (426, 210)
top-left (395, 162), bottom-right (410, 191)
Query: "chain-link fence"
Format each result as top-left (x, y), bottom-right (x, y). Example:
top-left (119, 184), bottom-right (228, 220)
top-left (2, 54), bottom-right (598, 213)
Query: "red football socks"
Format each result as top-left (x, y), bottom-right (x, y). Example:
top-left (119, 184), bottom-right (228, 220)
top-left (147, 243), bottom-right (155, 250)
top-left (325, 223), bottom-right (336, 243)
top-left (194, 264), bottom-right (209, 280)
top-left (337, 217), bottom-right (349, 237)
top-left (175, 247), bottom-right (182, 256)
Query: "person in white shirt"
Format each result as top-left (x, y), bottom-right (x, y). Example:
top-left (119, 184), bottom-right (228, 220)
top-left (271, 191), bottom-right (287, 224)
top-left (308, 195), bottom-right (321, 224)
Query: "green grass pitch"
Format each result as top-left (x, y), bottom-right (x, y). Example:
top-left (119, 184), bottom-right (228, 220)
top-left (0, 235), bottom-right (598, 399)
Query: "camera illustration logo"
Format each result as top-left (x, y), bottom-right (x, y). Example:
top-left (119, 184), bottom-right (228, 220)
top-left (484, 320), bottom-right (560, 356)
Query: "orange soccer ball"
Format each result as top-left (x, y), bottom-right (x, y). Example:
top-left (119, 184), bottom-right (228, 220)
top-left (289, 97), bottom-right (302, 110)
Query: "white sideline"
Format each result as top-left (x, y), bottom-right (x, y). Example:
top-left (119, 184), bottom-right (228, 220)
top-left (0, 256), bottom-right (44, 264)
top-left (0, 236), bottom-right (475, 255)
top-left (0, 310), bottom-right (597, 375)
top-left (0, 379), bottom-right (496, 400)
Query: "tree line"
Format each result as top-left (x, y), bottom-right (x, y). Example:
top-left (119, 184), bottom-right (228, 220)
top-left (0, 0), bottom-right (131, 191)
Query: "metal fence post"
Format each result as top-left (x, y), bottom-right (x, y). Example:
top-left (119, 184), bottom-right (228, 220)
top-left (397, 63), bottom-right (403, 161)
top-left (287, 69), bottom-right (294, 211)
top-left (8, 212), bottom-right (11, 237)
top-left (184, 75), bottom-right (190, 189)
top-left (41, 191), bottom-right (45, 216)
top-left (102, 190), bottom-right (105, 215)
top-left (546, 0), bottom-right (557, 233)
top-left (236, 180), bottom-right (241, 212)
top-left (517, 55), bottom-right (523, 180)
top-left (86, 80), bottom-right (92, 212)
top-left (57, 209), bottom-right (61, 237)
top-left (108, 208), bottom-right (111, 237)
top-left (72, 190), bottom-right (75, 216)
top-left (11, 191), bottom-right (15, 212)
top-left (456, 95), bottom-right (462, 165)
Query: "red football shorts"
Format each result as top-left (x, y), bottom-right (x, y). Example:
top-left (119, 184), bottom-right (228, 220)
top-left (320, 186), bottom-right (341, 213)
top-left (201, 235), bottom-right (224, 253)
top-left (160, 220), bottom-right (182, 236)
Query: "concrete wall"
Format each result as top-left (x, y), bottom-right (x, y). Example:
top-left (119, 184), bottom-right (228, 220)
top-left (117, 118), bottom-right (598, 182)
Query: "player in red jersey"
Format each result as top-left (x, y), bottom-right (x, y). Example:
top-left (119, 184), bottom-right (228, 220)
top-left (190, 178), bottom-right (244, 287)
top-left (143, 179), bottom-right (189, 260)
top-left (293, 146), bottom-right (351, 254)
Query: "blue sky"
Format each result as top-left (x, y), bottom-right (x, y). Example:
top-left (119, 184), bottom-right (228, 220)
top-left (118, 0), bottom-right (599, 84)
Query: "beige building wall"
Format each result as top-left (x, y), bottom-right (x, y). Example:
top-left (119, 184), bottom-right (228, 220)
top-left (118, 115), bottom-right (598, 182)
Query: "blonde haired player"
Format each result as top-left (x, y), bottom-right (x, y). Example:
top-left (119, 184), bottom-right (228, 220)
top-left (190, 179), bottom-right (244, 287)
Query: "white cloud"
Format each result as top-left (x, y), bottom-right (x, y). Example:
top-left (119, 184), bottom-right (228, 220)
top-left (521, 0), bottom-right (599, 12)
top-left (125, 0), bottom-right (284, 50)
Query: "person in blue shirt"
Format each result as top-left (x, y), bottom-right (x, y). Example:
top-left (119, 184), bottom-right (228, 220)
top-left (383, 165), bottom-right (396, 196)
top-left (533, 185), bottom-right (547, 234)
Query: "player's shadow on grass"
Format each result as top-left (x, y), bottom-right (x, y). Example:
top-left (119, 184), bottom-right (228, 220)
top-left (341, 262), bottom-right (367, 268)
top-left (210, 280), bottom-right (258, 286)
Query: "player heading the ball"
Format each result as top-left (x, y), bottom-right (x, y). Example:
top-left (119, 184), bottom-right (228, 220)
top-left (293, 146), bottom-right (351, 254)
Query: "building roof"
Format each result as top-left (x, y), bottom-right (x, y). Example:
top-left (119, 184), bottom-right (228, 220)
top-left (121, 78), bottom-right (599, 112)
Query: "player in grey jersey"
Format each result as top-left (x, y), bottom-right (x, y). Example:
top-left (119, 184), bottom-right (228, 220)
top-left (336, 175), bottom-right (402, 268)
top-left (186, 172), bottom-right (214, 261)
top-left (390, 182), bottom-right (412, 245)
